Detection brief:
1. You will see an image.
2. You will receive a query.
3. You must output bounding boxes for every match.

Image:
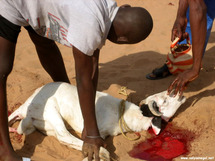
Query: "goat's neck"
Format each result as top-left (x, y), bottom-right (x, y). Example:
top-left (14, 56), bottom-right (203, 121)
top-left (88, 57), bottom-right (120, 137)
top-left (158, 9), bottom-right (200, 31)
top-left (122, 101), bottom-right (152, 132)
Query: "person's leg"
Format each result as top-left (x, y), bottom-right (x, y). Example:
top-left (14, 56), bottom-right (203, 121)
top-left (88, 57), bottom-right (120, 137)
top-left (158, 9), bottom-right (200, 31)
top-left (0, 16), bottom-right (22, 161)
top-left (203, 0), bottom-right (215, 51)
top-left (24, 26), bottom-right (70, 83)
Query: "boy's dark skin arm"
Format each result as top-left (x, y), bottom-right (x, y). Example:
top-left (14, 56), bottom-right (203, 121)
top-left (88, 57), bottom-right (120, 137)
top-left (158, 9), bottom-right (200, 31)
top-left (168, 0), bottom-right (207, 96)
top-left (73, 47), bottom-right (104, 161)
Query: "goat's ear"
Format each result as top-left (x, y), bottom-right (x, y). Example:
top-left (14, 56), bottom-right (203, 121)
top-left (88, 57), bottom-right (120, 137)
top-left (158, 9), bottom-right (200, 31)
top-left (151, 117), bottom-right (162, 135)
top-left (139, 99), bottom-right (146, 107)
top-left (140, 104), bottom-right (155, 117)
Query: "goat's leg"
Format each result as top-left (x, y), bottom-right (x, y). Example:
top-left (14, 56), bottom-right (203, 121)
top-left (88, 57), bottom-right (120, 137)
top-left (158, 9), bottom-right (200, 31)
top-left (8, 107), bottom-right (24, 127)
top-left (9, 127), bottom-right (17, 133)
top-left (48, 114), bottom-right (110, 161)
top-left (44, 101), bottom-right (84, 151)
top-left (17, 117), bottom-right (36, 135)
top-left (8, 104), bottom-right (28, 135)
top-left (45, 99), bottom-right (110, 160)
top-left (47, 120), bottom-right (84, 151)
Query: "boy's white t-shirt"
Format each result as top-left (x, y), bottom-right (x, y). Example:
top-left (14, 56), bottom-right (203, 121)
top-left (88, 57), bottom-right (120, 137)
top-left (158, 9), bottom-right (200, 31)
top-left (0, 0), bottom-right (119, 56)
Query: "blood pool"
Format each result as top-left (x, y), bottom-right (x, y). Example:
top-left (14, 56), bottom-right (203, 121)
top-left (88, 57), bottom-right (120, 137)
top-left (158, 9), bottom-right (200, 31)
top-left (129, 123), bottom-right (195, 161)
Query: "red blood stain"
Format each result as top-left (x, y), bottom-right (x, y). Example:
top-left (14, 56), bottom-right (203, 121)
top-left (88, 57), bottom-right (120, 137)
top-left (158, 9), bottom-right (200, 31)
top-left (8, 110), bottom-right (12, 116)
top-left (14, 133), bottom-right (23, 143)
top-left (135, 132), bottom-right (141, 137)
top-left (129, 123), bottom-right (196, 161)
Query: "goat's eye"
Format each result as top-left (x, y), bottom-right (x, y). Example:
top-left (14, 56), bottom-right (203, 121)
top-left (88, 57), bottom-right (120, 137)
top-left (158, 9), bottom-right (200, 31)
top-left (163, 99), bottom-right (168, 105)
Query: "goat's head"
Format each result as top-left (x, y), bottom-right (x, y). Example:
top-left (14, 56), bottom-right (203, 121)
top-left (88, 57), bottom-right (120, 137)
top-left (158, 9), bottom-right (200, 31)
top-left (139, 100), bottom-right (162, 135)
top-left (139, 90), bottom-right (186, 135)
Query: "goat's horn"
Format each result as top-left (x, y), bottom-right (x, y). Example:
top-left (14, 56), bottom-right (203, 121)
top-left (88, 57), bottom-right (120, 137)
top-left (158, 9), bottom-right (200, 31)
top-left (148, 101), bottom-right (162, 117)
top-left (139, 99), bottom-right (146, 107)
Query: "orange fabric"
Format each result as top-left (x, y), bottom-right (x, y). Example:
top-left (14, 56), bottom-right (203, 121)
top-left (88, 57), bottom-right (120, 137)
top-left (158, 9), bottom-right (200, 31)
top-left (166, 39), bottom-right (193, 74)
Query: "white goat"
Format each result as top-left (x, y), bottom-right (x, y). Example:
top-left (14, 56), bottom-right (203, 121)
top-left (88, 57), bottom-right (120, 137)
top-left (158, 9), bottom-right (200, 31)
top-left (8, 82), bottom-right (186, 161)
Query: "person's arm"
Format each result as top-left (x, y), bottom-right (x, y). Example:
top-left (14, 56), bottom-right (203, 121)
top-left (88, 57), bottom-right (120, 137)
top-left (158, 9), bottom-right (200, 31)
top-left (72, 47), bottom-right (104, 161)
top-left (168, 0), bottom-right (207, 96)
top-left (171, 0), bottom-right (189, 41)
top-left (189, 0), bottom-right (207, 76)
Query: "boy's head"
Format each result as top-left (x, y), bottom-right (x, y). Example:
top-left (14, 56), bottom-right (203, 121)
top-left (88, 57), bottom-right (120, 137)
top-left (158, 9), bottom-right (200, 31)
top-left (108, 5), bottom-right (153, 44)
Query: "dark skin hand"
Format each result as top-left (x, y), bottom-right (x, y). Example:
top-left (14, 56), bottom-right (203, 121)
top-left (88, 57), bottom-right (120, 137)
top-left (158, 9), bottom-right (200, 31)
top-left (167, 0), bottom-right (207, 96)
top-left (73, 47), bottom-right (105, 161)
top-left (82, 138), bottom-right (106, 161)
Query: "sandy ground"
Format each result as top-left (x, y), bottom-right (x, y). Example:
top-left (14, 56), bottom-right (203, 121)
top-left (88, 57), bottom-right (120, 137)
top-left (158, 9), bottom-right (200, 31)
top-left (7, 0), bottom-right (215, 160)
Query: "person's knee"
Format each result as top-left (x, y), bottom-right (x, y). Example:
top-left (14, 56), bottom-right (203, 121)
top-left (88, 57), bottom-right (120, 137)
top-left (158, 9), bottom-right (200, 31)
top-left (0, 63), bottom-right (13, 80)
top-left (0, 39), bottom-right (15, 80)
top-left (0, 70), bottom-right (11, 81)
top-left (26, 27), bottom-right (56, 49)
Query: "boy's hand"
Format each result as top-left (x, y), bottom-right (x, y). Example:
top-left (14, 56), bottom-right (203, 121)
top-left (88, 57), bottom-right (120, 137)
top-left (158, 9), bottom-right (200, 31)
top-left (171, 16), bottom-right (188, 42)
top-left (167, 69), bottom-right (199, 96)
top-left (82, 137), bottom-right (106, 161)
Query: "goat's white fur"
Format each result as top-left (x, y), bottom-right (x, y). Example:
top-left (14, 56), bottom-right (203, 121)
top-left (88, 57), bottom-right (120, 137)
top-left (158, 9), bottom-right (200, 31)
top-left (8, 82), bottom-right (153, 160)
top-left (8, 82), bottom-right (186, 161)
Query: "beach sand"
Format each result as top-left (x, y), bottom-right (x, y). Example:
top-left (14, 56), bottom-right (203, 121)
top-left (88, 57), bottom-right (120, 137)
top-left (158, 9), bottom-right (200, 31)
top-left (8, 0), bottom-right (215, 160)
